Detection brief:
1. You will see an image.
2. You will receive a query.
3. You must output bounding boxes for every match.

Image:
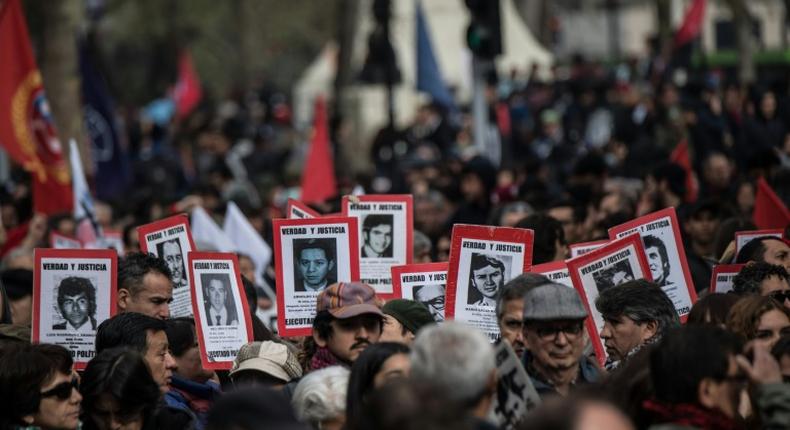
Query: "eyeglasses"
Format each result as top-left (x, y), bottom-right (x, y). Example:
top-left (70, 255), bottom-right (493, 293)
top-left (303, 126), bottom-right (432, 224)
top-left (769, 290), bottom-right (790, 303)
top-left (41, 376), bottom-right (79, 400)
top-left (528, 323), bottom-right (584, 341)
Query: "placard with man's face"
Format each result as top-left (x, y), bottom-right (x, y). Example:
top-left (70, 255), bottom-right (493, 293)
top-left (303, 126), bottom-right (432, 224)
top-left (391, 262), bottom-right (448, 322)
top-left (735, 229), bottom-right (784, 255)
top-left (138, 214), bottom-right (197, 317)
top-left (609, 207), bottom-right (697, 320)
top-left (566, 234), bottom-right (651, 365)
top-left (273, 217), bottom-right (360, 337)
top-left (188, 252), bottom-right (253, 370)
top-left (33, 249), bottom-right (117, 370)
top-left (710, 264), bottom-right (745, 294)
top-left (446, 224), bottom-right (534, 341)
top-left (343, 195), bottom-right (413, 299)
top-left (568, 240), bottom-right (607, 258)
top-left (287, 199), bottom-right (320, 219)
top-left (531, 261), bottom-right (573, 288)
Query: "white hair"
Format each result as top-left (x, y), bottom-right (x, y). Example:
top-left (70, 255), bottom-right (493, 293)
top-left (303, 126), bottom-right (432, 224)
top-left (410, 321), bottom-right (495, 405)
top-left (291, 365), bottom-right (350, 425)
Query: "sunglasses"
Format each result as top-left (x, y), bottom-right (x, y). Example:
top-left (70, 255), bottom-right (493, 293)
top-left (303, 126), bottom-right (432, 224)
top-left (41, 376), bottom-right (79, 400)
top-left (770, 291), bottom-right (790, 303)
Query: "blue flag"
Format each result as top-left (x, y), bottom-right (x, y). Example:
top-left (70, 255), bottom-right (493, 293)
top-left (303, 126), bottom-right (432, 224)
top-left (416, 1), bottom-right (456, 110)
top-left (78, 36), bottom-right (129, 201)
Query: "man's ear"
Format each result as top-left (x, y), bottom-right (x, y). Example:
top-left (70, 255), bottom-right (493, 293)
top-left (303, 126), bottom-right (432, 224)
top-left (642, 320), bottom-right (659, 342)
top-left (117, 288), bottom-right (130, 312)
top-left (313, 331), bottom-right (328, 348)
top-left (697, 378), bottom-right (719, 410)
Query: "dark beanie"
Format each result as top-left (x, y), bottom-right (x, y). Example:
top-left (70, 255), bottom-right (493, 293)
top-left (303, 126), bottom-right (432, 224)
top-left (1, 269), bottom-right (33, 300)
top-left (382, 299), bottom-right (435, 335)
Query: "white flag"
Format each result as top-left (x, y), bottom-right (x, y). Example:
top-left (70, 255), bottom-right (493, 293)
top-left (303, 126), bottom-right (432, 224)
top-left (223, 202), bottom-right (272, 286)
top-left (191, 207), bottom-right (234, 251)
top-left (69, 139), bottom-right (95, 222)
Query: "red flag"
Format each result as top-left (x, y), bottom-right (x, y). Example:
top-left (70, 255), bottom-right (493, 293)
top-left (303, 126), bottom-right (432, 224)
top-left (674, 0), bottom-right (706, 48)
top-left (669, 140), bottom-right (699, 203)
top-left (753, 177), bottom-right (790, 229)
top-left (173, 50), bottom-right (202, 120)
top-left (300, 97), bottom-right (337, 204)
top-left (0, 0), bottom-right (72, 214)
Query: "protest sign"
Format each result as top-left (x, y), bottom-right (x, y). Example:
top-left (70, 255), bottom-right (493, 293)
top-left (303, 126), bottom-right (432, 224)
top-left (273, 217), bottom-right (360, 336)
top-left (86, 230), bottom-right (124, 256)
top-left (566, 234), bottom-right (651, 365)
top-left (50, 232), bottom-right (81, 249)
top-left (489, 339), bottom-right (541, 429)
top-left (32, 249), bottom-right (117, 370)
top-left (138, 214), bottom-right (197, 317)
top-left (446, 224), bottom-right (534, 341)
top-left (710, 264), bottom-right (745, 294)
top-left (391, 262), bottom-right (448, 322)
top-left (188, 252), bottom-right (253, 370)
top-left (287, 198), bottom-right (320, 219)
top-left (609, 207), bottom-right (697, 320)
top-left (531, 261), bottom-right (573, 288)
top-left (569, 240), bottom-right (607, 258)
top-left (342, 194), bottom-right (413, 299)
top-left (735, 229), bottom-right (784, 255)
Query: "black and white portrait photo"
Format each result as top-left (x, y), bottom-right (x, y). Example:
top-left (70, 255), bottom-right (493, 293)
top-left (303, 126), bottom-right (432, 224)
top-left (202, 273), bottom-right (239, 326)
top-left (592, 260), bottom-right (635, 293)
top-left (157, 238), bottom-right (188, 289)
top-left (361, 214), bottom-right (393, 258)
top-left (52, 277), bottom-right (97, 332)
top-left (414, 284), bottom-right (446, 321)
top-left (643, 235), bottom-right (671, 287)
top-left (293, 238), bottom-right (337, 292)
top-left (467, 253), bottom-right (509, 307)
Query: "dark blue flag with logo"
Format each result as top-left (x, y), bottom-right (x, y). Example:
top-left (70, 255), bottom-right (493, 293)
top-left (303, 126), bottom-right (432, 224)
top-left (78, 36), bottom-right (129, 201)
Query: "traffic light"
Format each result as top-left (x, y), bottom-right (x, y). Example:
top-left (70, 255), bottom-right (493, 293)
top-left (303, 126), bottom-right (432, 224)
top-left (465, 0), bottom-right (501, 59)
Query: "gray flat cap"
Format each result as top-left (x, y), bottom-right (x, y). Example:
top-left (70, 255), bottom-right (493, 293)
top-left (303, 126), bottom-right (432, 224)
top-left (522, 282), bottom-right (588, 321)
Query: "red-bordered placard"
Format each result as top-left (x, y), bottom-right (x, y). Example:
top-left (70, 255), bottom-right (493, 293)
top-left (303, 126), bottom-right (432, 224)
top-left (735, 229), bottom-right (784, 255)
top-left (569, 240), bottom-right (608, 258)
top-left (710, 264), bottom-right (745, 294)
top-left (342, 194), bottom-right (414, 299)
top-left (287, 199), bottom-right (321, 219)
top-left (137, 214), bottom-right (197, 317)
top-left (33, 248), bottom-right (118, 370)
top-left (531, 261), bottom-right (573, 288)
top-left (446, 224), bottom-right (534, 341)
top-left (187, 252), bottom-right (254, 370)
top-left (273, 216), bottom-right (360, 337)
top-left (608, 207), bottom-right (697, 319)
top-left (391, 262), bottom-right (448, 322)
top-left (49, 232), bottom-right (82, 249)
top-left (567, 234), bottom-right (652, 366)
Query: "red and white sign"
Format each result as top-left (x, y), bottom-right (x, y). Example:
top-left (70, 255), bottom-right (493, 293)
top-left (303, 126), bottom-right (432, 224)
top-left (272, 217), bottom-right (360, 337)
top-left (446, 224), bottom-right (534, 341)
top-left (188, 252), bottom-right (253, 370)
top-left (391, 262), bottom-right (448, 322)
top-left (138, 214), bottom-right (197, 317)
top-left (531, 261), bottom-right (573, 288)
top-left (609, 207), bottom-right (697, 320)
top-left (569, 240), bottom-right (607, 258)
top-left (567, 234), bottom-right (651, 366)
top-left (287, 199), bottom-right (320, 219)
top-left (50, 232), bottom-right (82, 249)
top-left (32, 248), bottom-right (117, 370)
top-left (735, 229), bottom-right (784, 255)
top-left (343, 194), bottom-right (413, 299)
top-left (710, 264), bottom-right (745, 294)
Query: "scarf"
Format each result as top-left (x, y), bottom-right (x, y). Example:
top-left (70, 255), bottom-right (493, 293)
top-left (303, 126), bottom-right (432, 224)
top-left (309, 346), bottom-right (343, 371)
top-left (605, 334), bottom-right (660, 371)
top-left (642, 399), bottom-right (740, 430)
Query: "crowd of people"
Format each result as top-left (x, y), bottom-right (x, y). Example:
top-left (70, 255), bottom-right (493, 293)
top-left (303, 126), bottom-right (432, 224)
top-left (2, 37), bottom-right (790, 429)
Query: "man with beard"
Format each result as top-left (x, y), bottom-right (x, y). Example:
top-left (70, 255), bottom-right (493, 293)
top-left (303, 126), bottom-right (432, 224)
top-left (159, 239), bottom-right (188, 289)
top-left (307, 282), bottom-right (383, 371)
top-left (468, 254), bottom-right (506, 307)
top-left (53, 277), bottom-right (97, 331)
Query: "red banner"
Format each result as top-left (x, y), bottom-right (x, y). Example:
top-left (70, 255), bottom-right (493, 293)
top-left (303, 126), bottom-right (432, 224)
top-left (0, 0), bottom-right (72, 214)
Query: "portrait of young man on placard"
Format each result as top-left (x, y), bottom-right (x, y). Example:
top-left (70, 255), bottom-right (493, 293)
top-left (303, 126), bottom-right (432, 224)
top-left (466, 253), bottom-right (509, 307)
top-left (52, 277), bottom-right (98, 332)
top-left (592, 261), bottom-right (635, 293)
top-left (643, 235), bottom-right (671, 287)
top-left (360, 214), bottom-right (393, 258)
top-left (201, 273), bottom-right (239, 326)
top-left (293, 238), bottom-right (337, 292)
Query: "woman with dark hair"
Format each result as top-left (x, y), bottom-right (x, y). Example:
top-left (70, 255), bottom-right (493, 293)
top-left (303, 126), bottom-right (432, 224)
top-left (80, 347), bottom-right (193, 430)
top-left (687, 292), bottom-right (741, 327)
top-left (0, 343), bottom-right (82, 430)
top-left (727, 295), bottom-right (790, 350)
top-left (345, 342), bottom-right (411, 430)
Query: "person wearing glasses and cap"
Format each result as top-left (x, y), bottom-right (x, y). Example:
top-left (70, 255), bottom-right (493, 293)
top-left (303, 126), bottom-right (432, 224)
top-left (732, 262), bottom-right (790, 310)
top-left (521, 282), bottom-right (601, 398)
top-left (0, 343), bottom-right (82, 430)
